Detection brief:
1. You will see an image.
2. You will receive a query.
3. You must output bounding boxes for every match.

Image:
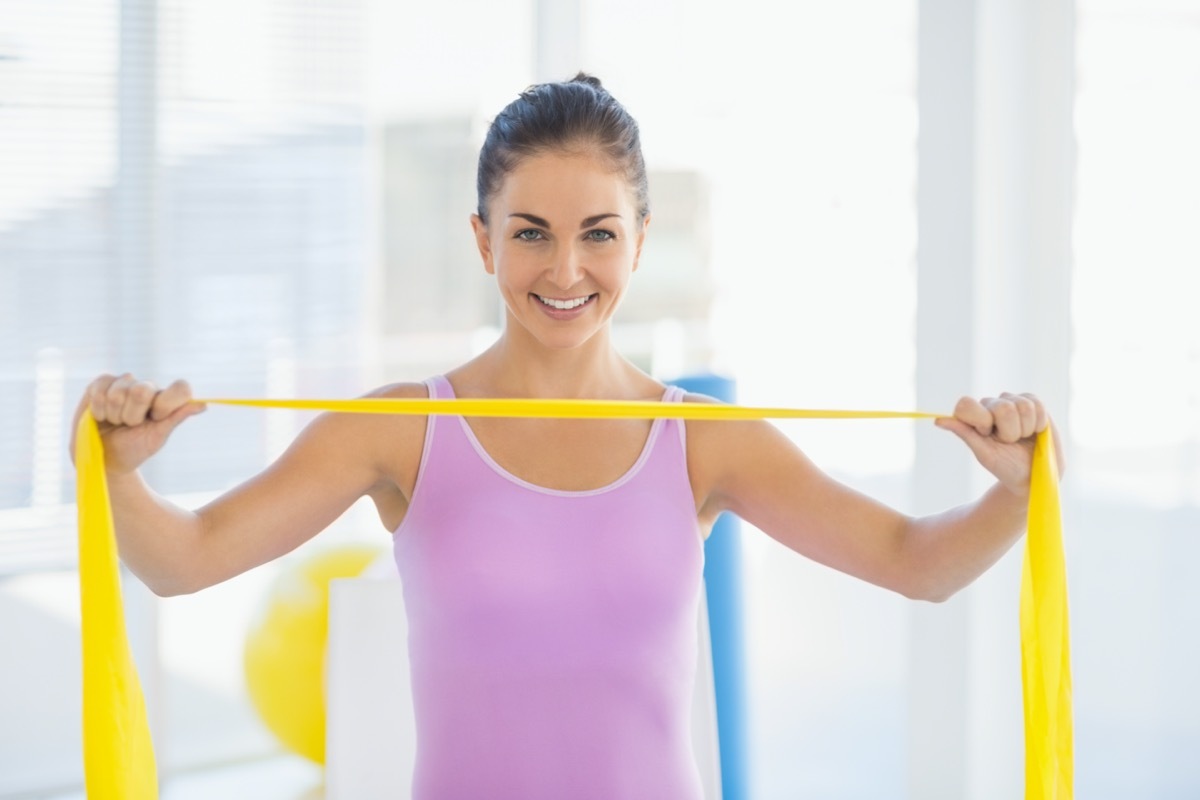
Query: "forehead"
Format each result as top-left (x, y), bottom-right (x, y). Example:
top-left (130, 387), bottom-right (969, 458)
top-left (491, 150), bottom-right (637, 220)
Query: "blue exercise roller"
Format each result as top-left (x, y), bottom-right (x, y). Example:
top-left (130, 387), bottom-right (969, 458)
top-left (674, 373), bottom-right (747, 800)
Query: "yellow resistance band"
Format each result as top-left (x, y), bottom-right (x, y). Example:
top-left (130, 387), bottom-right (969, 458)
top-left (75, 398), bottom-right (1071, 798)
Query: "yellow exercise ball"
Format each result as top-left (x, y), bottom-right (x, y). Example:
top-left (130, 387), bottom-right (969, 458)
top-left (243, 544), bottom-right (383, 764)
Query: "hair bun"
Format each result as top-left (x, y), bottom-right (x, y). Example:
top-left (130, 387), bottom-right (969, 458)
top-left (570, 72), bottom-right (604, 89)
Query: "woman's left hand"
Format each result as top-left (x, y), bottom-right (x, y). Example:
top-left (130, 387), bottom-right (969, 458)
top-left (935, 392), bottom-right (1066, 497)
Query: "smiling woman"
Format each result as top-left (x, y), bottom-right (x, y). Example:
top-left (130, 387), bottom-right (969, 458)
top-left (72, 72), bottom-right (1059, 800)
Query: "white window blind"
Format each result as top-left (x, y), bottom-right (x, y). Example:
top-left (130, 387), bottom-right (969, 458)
top-left (2, 0), bottom-right (371, 792)
top-left (0, 0), bottom-right (369, 574)
top-left (1, 0), bottom-right (121, 573)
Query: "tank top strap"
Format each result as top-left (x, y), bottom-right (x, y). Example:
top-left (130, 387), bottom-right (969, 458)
top-left (426, 374), bottom-right (453, 400)
top-left (652, 385), bottom-right (686, 462)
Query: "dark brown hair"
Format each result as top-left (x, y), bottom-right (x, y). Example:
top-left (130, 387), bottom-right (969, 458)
top-left (476, 73), bottom-right (650, 224)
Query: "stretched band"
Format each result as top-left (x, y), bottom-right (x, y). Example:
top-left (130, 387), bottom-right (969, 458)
top-left (195, 396), bottom-right (947, 420)
top-left (74, 398), bottom-right (1071, 799)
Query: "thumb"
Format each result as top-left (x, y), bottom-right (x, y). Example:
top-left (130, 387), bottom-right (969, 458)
top-left (935, 416), bottom-right (993, 464)
top-left (157, 401), bottom-right (206, 438)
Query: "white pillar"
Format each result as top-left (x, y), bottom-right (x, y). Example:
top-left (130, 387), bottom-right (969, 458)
top-left (911, 1), bottom-right (978, 797)
top-left (974, 0), bottom-right (1075, 407)
top-left (968, 2), bottom-right (1075, 798)
top-left (914, 0), bottom-right (1076, 797)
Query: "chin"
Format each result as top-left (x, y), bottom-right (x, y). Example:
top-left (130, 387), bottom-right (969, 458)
top-left (524, 322), bottom-right (607, 351)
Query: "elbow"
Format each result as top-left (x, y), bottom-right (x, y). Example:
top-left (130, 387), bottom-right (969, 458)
top-left (893, 522), bottom-right (964, 603)
top-left (898, 573), bottom-right (961, 604)
top-left (144, 517), bottom-right (214, 597)
top-left (150, 581), bottom-right (190, 598)
top-left (158, 572), bottom-right (215, 597)
top-left (143, 575), bottom-right (187, 598)
top-left (913, 585), bottom-right (958, 604)
top-left (139, 569), bottom-right (204, 598)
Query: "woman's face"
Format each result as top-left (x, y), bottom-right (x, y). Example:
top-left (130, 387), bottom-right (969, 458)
top-left (472, 149), bottom-right (649, 351)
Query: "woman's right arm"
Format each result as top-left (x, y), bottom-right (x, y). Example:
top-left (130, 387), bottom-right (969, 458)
top-left (71, 374), bottom-right (406, 597)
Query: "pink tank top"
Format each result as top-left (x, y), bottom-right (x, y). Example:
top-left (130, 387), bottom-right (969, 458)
top-left (393, 375), bottom-right (706, 799)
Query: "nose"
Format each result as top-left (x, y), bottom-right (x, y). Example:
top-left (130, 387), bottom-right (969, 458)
top-left (546, 242), bottom-right (585, 290)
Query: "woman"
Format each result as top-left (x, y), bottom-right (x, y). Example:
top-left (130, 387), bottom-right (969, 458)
top-left (73, 74), bottom-right (1062, 799)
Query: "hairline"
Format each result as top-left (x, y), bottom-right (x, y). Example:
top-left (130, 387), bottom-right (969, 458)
top-left (478, 140), bottom-right (648, 225)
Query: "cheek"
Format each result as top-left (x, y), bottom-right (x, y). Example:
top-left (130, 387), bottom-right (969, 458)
top-left (492, 248), bottom-right (541, 283)
top-left (604, 245), bottom-right (639, 279)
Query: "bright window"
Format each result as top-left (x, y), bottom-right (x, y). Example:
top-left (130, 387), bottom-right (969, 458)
top-left (1071, 1), bottom-right (1200, 795)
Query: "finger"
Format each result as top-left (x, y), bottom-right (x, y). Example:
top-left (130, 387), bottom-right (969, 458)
top-left (953, 396), bottom-right (994, 436)
top-left (935, 416), bottom-right (994, 463)
top-left (1002, 392), bottom-right (1038, 439)
top-left (159, 398), bottom-right (207, 436)
top-left (1021, 392), bottom-right (1048, 433)
top-left (101, 374), bottom-right (138, 424)
top-left (150, 379), bottom-right (200, 422)
top-left (112, 376), bottom-right (158, 427)
top-left (71, 377), bottom-right (113, 464)
top-left (984, 396), bottom-right (1023, 444)
top-left (88, 374), bottom-right (119, 424)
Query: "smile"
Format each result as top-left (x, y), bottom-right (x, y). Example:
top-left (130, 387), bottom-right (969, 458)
top-left (535, 294), bottom-right (596, 310)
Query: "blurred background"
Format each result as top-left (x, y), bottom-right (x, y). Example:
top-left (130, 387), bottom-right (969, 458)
top-left (1, 0), bottom-right (1197, 797)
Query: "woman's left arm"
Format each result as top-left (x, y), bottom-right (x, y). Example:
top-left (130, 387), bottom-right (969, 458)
top-left (687, 392), bottom-right (1064, 603)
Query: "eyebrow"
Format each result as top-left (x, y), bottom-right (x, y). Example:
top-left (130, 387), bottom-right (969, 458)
top-left (508, 212), bottom-right (621, 229)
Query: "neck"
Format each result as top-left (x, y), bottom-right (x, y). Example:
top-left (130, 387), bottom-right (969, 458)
top-left (475, 323), bottom-right (634, 399)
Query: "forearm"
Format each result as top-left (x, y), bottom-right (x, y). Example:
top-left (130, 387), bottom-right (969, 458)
top-left (902, 482), bottom-right (1029, 602)
top-left (106, 470), bottom-right (206, 597)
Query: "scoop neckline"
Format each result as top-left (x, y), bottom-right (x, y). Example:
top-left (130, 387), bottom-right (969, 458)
top-left (441, 377), bottom-right (676, 498)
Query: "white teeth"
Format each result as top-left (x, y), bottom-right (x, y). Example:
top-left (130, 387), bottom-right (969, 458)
top-left (538, 295), bottom-right (591, 310)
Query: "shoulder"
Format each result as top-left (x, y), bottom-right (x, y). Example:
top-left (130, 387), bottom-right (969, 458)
top-left (367, 380), bottom-right (432, 401)
top-left (680, 390), bottom-right (719, 405)
top-left (678, 390), bottom-right (812, 514)
top-left (293, 381), bottom-right (431, 472)
top-left (676, 392), bottom-right (752, 524)
top-left (678, 390), bottom-right (774, 451)
top-left (310, 380), bottom-right (436, 502)
top-left (351, 380), bottom-right (432, 444)
top-left (307, 381), bottom-right (430, 432)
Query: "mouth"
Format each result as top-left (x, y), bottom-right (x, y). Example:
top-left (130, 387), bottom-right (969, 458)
top-left (533, 293), bottom-right (597, 311)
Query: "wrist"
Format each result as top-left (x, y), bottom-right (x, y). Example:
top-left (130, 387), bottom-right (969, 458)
top-left (105, 467), bottom-right (146, 492)
top-left (987, 481), bottom-right (1030, 522)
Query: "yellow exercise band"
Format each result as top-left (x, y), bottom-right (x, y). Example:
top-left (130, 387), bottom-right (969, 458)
top-left (195, 396), bottom-right (948, 420)
top-left (1022, 427), bottom-right (1073, 798)
top-left (75, 398), bottom-right (1072, 798)
top-left (75, 406), bottom-right (159, 799)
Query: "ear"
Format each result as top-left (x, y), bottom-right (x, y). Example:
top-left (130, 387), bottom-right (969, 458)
top-left (471, 214), bottom-right (495, 275)
top-left (631, 214), bottom-right (651, 273)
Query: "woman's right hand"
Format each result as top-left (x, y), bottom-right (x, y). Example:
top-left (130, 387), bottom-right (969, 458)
top-left (71, 374), bottom-right (207, 474)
